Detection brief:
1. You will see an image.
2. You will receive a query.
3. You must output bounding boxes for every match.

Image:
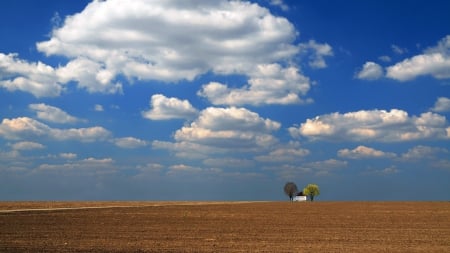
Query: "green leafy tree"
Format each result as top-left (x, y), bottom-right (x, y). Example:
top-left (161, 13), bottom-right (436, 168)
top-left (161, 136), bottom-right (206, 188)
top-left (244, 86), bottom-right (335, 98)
top-left (284, 182), bottom-right (298, 202)
top-left (303, 184), bottom-right (320, 201)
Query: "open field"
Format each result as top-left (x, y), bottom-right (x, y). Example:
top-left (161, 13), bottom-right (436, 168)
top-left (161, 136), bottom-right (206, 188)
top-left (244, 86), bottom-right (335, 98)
top-left (0, 202), bottom-right (449, 252)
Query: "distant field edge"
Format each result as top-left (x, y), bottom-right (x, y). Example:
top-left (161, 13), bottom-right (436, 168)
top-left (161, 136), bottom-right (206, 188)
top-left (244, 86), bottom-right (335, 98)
top-left (0, 200), bottom-right (272, 213)
top-left (1, 200), bottom-right (449, 213)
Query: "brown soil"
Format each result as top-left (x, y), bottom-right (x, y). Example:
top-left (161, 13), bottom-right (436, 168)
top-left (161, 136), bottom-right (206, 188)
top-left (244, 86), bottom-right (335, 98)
top-left (0, 202), bottom-right (449, 252)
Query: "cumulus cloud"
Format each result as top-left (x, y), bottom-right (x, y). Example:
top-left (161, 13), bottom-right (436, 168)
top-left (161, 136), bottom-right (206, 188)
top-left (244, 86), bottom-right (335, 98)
top-left (0, 53), bottom-right (121, 97)
top-left (380, 166), bottom-right (400, 175)
top-left (0, 53), bottom-right (62, 97)
top-left (255, 147), bottom-right (309, 162)
top-left (52, 127), bottom-right (111, 142)
top-left (29, 103), bottom-right (81, 124)
top-left (307, 159), bottom-right (348, 170)
top-left (255, 144), bottom-right (310, 162)
top-left (401, 145), bottom-right (449, 160)
top-left (94, 104), bottom-right (104, 112)
top-left (113, 137), bottom-right (148, 149)
top-left (152, 140), bottom-right (219, 159)
top-left (338, 145), bottom-right (396, 159)
top-left (269, 0), bottom-right (289, 11)
top-left (56, 57), bottom-right (122, 94)
top-left (378, 55), bottom-right (391, 62)
top-left (174, 107), bottom-right (280, 148)
top-left (82, 157), bottom-right (114, 164)
top-left (0, 117), bottom-right (110, 142)
top-left (355, 62), bottom-right (384, 80)
top-left (59, 153), bottom-right (77, 159)
top-left (10, 141), bottom-right (45, 151)
top-left (391, 44), bottom-right (407, 55)
top-left (155, 107), bottom-right (280, 157)
top-left (198, 64), bottom-right (311, 106)
top-left (289, 109), bottom-right (450, 142)
top-left (136, 163), bottom-right (164, 173)
top-left (386, 35), bottom-right (450, 81)
top-left (277, 159), bottom-right (348, 176)
top-left (168, 164), bottom-right (202, 175)
top-left (142, 94), bottom-right (198, 120)
top-left (2, 0), bottom-right (329, 103)
top-left (431, 97), bottom-right (450, 112)
top-left (38, 157), bottom-right (114, 172)
top-left (299, 40), bottom-right (334, 69)
top-left (36, 0), bottom-right (300, 88)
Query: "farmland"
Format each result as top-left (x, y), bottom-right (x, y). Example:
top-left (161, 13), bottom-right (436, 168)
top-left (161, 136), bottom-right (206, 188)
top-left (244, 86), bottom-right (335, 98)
top-left (0, 201), bottom-right (449, 252)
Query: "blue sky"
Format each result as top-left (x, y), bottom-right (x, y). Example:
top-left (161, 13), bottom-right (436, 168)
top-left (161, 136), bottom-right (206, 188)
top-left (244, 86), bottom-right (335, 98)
top-left (1, 0), bottom-right (449, 201)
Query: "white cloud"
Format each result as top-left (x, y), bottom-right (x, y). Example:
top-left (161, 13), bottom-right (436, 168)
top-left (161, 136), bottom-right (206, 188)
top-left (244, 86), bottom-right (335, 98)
top-left (289, 109), bottom-right (450, 142)
top-left (338, 145), bottom-right (396, 159)
top-left (380, 166), bottom-right (399, 175)
top-left (152, 140), bottom-right (219, 159)
top-left (38, 157), bottom-right (114, 172)
top-left (356, 62), bottom-right (384, 80)
top-left (0, 53), bottom-right (121, 97)
top-left (36, 0), bottom-right (300, 87)
top-left (2, 0), bottom-right (331, 103)
top-left (59, 153), bottom-right (77, 159)
top-left (256, 147), bottom-right (309, 162)
top-left (386, 35), bottom-right (450, 81)
top-left (10, 141), bottom-right (45, 151)
top-left (280, 159), bottom-right (347, 176)
top-left (431, 97), bottom-right (450, 112)
top-left (114, 137), bottom-right (148, 149)
top-left (82, 157), bottom-right (114, 164)
top-left (56, 57), bottom-right (122, 94)
top-left (0, 150), bottom-right (20, 160)
top-left (94, 104), bottom-right (104, 112)
top-left (0, 117), bottom-right (110, 142)
top-left (0, 53), bottom-right (62, 97)
top-left (391, 44), bottom-right (407, 55)
top-left (142, 94), bottom-right (198, 120)
top-left (136, 163), bottom-right (164, 173)
top-left (52, 127), bottom-right (111, 142)
top-left (29, 103), bottom-right (81, 124)
top-left (401, 145), bottom-right (449, 160)
top-left (299, 40), bottom-right (334, 69)
top-left (198, 64), bottom-right (311, 106)
top-left (307, 159), bottom-right (348, 170)
top-left (255, 145), bottom-right (310, 162)
top-left (155, 107), bottom-right (280, 157)
top-left (168, 164), bottom-right (202, 174)
top-left (378, 55), bottom-right (391, 62)
top-left (0, 117), bottom-right (50, 140)
top-left (269, 0), bottom-right (289, 11)
top-left (175, 107), bottom-right (280, 148)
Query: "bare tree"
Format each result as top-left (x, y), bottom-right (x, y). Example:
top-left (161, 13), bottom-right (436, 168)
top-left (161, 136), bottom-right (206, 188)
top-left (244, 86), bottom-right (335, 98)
top-left (284, 182), bottom-right (298, 202)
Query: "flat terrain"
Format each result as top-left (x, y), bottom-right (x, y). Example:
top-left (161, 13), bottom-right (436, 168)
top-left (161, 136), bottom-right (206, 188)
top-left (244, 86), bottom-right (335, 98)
top-left (0, 202), bottom-right (449, 252)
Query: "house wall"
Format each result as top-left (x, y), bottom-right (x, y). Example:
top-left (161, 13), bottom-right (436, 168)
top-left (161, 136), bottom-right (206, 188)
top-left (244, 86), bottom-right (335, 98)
top-left (293, 196), bottom-right (307, 201)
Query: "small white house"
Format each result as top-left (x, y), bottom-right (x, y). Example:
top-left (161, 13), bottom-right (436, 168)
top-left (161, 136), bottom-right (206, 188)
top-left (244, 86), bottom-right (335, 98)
top-left (293, 195), bottom-right (307, 201)
top-left (293, 191), bottom-right (307, 201)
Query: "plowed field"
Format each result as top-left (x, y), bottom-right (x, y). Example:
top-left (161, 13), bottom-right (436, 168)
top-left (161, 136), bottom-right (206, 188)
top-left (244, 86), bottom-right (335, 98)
top-left (1, 202), bottom-right (449, 252)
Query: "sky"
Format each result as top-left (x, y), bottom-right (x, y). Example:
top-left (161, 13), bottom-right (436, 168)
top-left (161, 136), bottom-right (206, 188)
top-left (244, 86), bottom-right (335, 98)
top-left (1, 0), bottom-right (449, 201)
